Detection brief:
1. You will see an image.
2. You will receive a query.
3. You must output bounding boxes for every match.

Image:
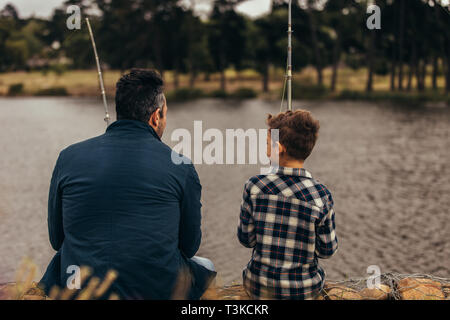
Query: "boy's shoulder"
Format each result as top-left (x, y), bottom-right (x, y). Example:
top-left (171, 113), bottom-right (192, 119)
top-left (244, 172), bottom-right (333, 208)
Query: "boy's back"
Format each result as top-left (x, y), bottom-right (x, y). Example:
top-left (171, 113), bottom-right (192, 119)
top-left (237, 110), bottom-right (338, 300)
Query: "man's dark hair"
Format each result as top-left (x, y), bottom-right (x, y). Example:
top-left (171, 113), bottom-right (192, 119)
top-left (115, 69), bottom-right (165, 122)
top-left (267, 110), bottom-right (320, 161)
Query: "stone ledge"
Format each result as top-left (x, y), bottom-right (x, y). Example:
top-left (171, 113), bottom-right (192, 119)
top-left (1, 276), bottom-right (449, 300)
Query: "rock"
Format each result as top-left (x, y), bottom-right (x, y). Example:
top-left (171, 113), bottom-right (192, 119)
top-left (325, 286), bottom-right (362, 300)
top-left (24, 284), bottom-right (46, 297)
top-left (1, 277), bottom-right (449, 301)
top-left (359, 284), bottom-right (391, 300)
top-left (440, 283), bottom-right (450, 298)
top-left (397, 278), bottom-right (445, 300)
top-left (0, 282), bottom-right (47, 300)
top-left (201, 285), bottom-right (250, 300)
top-left (22, 295), bottom-right (47, 300)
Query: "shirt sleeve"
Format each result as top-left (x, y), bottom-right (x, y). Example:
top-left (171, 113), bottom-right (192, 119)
top-left (315, 194), bottom-right (338, 259)
top-left (237, 181), bottom-right (256, 248)
top-left (179, 164), bottom-right (202, 258)
top-left (48, 154), bottom-right (65, 251)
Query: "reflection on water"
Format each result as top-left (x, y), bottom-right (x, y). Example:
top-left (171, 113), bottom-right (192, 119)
top-left (0, 97), bottom-right (449, 284)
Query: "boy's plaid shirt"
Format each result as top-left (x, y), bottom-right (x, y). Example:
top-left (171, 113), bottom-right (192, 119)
top-left (237, 166), bottom-right (338, 300)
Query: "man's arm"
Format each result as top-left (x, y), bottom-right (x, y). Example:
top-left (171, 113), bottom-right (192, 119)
top-left (237, 182), bottom-right (256, 248)
top-left (179, 165), bottom-right (202, 258)
top-left (315, 194), bottom-right (338, 259)
top-left (48, 154), bottom-right (64, 251)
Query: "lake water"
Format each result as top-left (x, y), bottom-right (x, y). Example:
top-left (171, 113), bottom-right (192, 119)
top-left (0, 97), bottom-right (449, 285)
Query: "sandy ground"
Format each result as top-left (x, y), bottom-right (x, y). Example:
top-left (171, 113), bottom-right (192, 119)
top-left (0, 97), bottom-right (449, 285)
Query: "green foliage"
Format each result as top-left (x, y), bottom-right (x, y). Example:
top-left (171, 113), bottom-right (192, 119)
top-left (0, 0), bottom-right (448, 95)
top-left (49, 63), bottom-right (67, 76)
top-left (337, 90), bottom-right (448, 107)
top-left (0, 16), bottom-right (48, 70)
top-left (208, 1), bottom-right (248, 74)
top-left (62, 30), bottom-right (92, 69)
top-left (231, 88), bottom-right (257, 99)
top-left (34, 87), bottom-right (68, 96)
top-left (4, 39), bottom-right (29, 68)
top-left (292, 82), bottom-right (329, 100)
top-left (209, 89), bottom-right (229, 99)
top-left (7, 83), bottom-right (23, 96)
top-left (166, 88), bottom-right (205, 102)
top-left (165, 87), bottom-right (257, 102)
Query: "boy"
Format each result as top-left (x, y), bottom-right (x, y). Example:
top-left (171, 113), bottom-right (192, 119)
top-left (237, 110), bottom-right (338, 300)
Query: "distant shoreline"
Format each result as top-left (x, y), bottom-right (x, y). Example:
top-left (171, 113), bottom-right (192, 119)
top-left (0, 69), bottom-right (448, 107)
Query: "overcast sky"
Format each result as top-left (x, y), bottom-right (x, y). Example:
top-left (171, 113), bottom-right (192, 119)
top-left (0, 0), bottom-right (273, 19)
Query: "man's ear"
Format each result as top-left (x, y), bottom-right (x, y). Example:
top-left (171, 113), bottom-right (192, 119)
top-left (149, 108), bottom-right (161, 127)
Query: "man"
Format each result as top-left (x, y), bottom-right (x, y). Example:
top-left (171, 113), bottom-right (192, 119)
top-left (39, 69), bottom-right (215, 300)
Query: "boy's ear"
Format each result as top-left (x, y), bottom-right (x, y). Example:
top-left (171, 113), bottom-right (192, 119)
top-left (277, 142), bottom-right (286, 154)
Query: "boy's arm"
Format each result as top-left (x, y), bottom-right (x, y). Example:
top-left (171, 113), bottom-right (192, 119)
top-left (179, 165), bottom-right (202, 258)
top-left (237, 182), bottom-right (256, 248)
top-left (315, 194), bottom-right (338, 259)
top-left (48, 154), bottom-right (64, 251)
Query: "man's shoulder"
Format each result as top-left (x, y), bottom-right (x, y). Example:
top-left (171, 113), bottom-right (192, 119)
top-left (59, 135), bottom-right (104, 157)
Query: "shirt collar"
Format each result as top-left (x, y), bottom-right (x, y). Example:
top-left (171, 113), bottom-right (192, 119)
top-left (106, 119), bottom-right (161, 141)
top-left (268, 166), bottom-right (313, 179)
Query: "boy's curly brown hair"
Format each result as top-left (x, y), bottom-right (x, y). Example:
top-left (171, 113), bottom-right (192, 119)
top-left (267, 110), bottom-right (320, 161)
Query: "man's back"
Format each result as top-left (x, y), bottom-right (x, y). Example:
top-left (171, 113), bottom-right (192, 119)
top-left (42, 120), bottom-right (202, 299)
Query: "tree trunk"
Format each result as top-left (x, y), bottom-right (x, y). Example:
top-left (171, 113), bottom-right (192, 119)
top-left (416, 60), bottom-right (425, 92)
top-left (432, 56), bottom-right (438, 90)
top-left (307, 8), bottom-right (323, 86)
top-left (173, 70), bottom-right (180, 89)
top-left (390, 62), bottom-right (397, 91)
top-left (445, 57), bottom-right (450, 93)
top-left (153, 30), bottom-right (165, 79)
top-left (366, 31), bottom-right (375, 92)
top-left (397, 0), bottom-right (406, 91)
top-left (406, 66), bottom-right (413, 91)
top-left (420, 60), bottom-right (427, 91)
top-left (189, 70), bottom-right (197, 88)
top-left (406, 52), bottom-right (413, 92)
top-left (331, 34), bottom-right (341, 92)
top-left (262, 64), bottom-right (269, 93)
top-left (220, 70), bottom-right (226, 91)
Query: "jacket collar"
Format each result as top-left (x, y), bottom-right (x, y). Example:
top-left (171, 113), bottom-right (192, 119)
top-left (268, 166), bottom-right (313, 179)
top-left (106, 120), bottom-right (161, 141)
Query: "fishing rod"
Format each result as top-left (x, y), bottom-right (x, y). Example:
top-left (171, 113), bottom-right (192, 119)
top-left (287, 0), bottom-right (293, 111)
top-left (86, 18), bottom-right (111, 127)
top-left (280, 0), bottom-right (293, 112)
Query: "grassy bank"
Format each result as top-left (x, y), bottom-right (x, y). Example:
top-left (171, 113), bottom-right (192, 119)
top-left (0, 67), bottom-right (448, 106)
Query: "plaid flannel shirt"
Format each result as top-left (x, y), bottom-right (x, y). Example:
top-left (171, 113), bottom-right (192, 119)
top-left (237, 166), bottom-right (338, 300)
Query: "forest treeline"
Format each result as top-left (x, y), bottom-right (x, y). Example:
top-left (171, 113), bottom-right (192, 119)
top-left (0, 0), bottom-right (449, 93)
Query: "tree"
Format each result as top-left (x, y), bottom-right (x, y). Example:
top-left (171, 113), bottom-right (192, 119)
top-left (305, 0), bottom-right (324, 86)
top-left (245, 9), bottom-right (287, 92)
top-left (183, 12), bottom-right (213, 88)
top-left (324, 0), bottom-right (363, 91)
top-left (397, 0), bottom-right (406, 90)
top-left (208, 0), bottom-right (247, 91)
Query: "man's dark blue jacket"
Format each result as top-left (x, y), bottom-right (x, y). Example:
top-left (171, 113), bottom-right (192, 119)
top-left (39, 120), bottom-right (214, 299)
